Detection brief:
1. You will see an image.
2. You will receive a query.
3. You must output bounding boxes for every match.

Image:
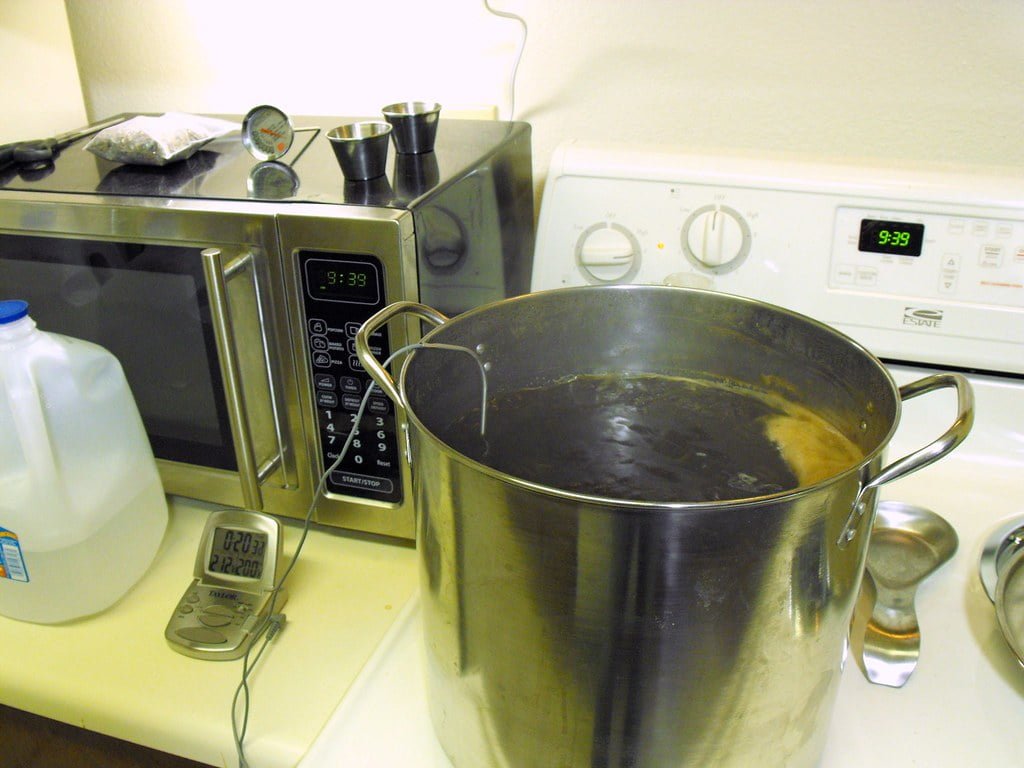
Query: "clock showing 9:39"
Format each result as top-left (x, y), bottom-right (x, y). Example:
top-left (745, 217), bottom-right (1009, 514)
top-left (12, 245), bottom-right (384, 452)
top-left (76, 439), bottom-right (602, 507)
top-left (858, 218), bottom-right (926, 257)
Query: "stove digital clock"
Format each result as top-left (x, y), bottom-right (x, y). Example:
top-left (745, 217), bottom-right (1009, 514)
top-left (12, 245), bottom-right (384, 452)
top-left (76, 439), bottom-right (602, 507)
top-left (858, 218), bottom-right (925, 257)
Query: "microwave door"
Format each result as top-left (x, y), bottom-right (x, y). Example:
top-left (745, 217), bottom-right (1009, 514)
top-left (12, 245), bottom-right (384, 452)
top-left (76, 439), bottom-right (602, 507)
top-left (0, 234), bottom-right (287, 508)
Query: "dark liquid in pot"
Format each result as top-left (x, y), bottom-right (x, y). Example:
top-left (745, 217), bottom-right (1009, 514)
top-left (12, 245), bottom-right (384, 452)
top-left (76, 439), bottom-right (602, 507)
top-left (441, 373), bottom-right (863, 502)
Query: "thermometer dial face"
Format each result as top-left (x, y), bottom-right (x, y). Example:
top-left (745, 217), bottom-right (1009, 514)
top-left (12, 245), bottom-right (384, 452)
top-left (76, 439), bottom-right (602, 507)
top-left (242, 105), bottom-right (294, 161)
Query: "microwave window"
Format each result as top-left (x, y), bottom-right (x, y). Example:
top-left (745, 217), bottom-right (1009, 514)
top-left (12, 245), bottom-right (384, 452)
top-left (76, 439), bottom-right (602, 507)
top-left (0, 235), bottom-right (236, 470)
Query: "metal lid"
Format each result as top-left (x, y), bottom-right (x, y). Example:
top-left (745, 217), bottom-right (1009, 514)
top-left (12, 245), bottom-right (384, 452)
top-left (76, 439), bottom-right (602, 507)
top-left (0, 300), bottom-right (29, 324)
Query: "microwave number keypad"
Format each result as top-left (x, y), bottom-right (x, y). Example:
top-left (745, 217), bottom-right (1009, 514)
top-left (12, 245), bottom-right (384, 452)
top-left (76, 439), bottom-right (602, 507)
top-left (299, 252), bottom-right (401, 504)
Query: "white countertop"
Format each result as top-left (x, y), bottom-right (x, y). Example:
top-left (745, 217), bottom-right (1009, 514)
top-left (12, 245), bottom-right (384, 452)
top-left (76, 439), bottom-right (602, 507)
top-left (0, 496), bottom-right (419, 768)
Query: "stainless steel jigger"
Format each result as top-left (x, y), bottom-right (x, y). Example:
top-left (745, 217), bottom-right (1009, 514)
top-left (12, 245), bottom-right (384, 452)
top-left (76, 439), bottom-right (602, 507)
top-left (381, 102), bottom-right (440, 154)
top-left (853, 501), bottom-right (958, 687)
top-left (326, 121), bottom-right (392, 181)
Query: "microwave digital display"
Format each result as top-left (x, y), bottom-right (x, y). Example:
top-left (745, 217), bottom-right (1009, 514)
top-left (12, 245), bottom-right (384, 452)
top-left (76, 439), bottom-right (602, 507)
top-left (305, 259), bottom-right (381, 304)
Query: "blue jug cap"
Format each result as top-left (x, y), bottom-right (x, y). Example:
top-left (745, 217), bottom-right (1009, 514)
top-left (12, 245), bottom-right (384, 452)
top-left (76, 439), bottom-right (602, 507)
top-left (0, 300), bottom-right (30, 324)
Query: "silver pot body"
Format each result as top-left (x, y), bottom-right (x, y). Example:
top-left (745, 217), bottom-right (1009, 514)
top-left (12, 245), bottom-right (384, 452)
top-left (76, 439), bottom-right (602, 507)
top-left (357, 286), bottom-right (972, 768)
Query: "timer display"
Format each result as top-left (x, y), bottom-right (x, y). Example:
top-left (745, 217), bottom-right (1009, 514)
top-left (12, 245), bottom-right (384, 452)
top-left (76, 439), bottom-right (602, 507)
top-left (305, 258), bottom-right (381, 304)
top-left (207, 526), bottom-right (268, 579)
top-left (858, 219), bottom-right (925, 257)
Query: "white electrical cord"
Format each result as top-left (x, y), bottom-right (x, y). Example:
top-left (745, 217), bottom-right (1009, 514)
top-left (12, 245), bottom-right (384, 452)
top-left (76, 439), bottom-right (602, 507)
top-left (231, 340), bottom-right (489, 768)
top-left (483, 0), bottom-right (528, 121)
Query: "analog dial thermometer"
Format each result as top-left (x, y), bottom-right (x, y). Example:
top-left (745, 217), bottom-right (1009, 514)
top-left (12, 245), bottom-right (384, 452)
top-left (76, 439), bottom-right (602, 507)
top-left (242, 105), bottom-right (294, 161)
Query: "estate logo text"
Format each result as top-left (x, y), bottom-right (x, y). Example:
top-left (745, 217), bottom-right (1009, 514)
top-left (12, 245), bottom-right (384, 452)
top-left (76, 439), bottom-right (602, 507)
top-left (903, 307), bottom-right (944, 328)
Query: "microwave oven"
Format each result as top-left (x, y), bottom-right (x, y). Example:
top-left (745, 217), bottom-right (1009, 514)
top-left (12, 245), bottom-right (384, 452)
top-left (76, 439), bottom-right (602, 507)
top-left (0, 115), bottom-right (534, 539)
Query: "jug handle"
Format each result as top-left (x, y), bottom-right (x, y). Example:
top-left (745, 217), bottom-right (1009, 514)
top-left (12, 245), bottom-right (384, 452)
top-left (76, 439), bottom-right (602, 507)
top-left (355, 301), bottom-right (449, 407)
top-left (837, 373), bottom-right (974, 548)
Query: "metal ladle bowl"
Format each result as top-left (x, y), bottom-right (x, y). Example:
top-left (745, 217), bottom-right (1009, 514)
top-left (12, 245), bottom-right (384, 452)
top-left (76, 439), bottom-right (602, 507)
top-left (980, 518), bottom-right (1024, 667)
top-left (855, 501), bottom-right (959, 687)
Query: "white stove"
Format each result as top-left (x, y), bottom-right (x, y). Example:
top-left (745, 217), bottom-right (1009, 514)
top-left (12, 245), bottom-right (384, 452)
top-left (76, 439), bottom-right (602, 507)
top-left (301, 143), bottom-right (1024, 766)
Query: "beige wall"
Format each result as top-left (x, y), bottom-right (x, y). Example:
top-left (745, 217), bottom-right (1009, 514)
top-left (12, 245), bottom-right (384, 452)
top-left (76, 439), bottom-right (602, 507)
top-left (7, 1), bottom-right (1024, 184)
top-left (0, 0), bottom-right (86, 142)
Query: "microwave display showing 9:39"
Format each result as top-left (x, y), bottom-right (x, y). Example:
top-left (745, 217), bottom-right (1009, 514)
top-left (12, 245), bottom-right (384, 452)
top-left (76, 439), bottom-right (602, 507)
top-left (306, 258), bottom-right (381, 304)
top-left (207, 526), bottom-right (268, 579)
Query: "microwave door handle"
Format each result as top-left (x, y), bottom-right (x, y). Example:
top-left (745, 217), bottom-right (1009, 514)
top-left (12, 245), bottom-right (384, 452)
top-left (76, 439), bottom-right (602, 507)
top-left (248, 259), bottom-right (290, 486)
top-left (202, 247), bottom-right (266, 510)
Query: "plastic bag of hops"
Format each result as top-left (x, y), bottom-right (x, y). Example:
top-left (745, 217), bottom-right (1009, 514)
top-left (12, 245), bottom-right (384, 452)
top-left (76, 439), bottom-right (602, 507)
top-left (85, 112), bottom-right (238, 166)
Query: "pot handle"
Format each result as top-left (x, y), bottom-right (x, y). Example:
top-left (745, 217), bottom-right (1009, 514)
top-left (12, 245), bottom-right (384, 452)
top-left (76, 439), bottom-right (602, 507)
top-left (355, 301), bottom-right (449, 407)
top-left (837, 373), bottom-right (974, 548)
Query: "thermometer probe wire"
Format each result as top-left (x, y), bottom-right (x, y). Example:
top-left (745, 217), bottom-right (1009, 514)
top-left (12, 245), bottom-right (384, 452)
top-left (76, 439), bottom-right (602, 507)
top-left (230, 340), bottom-right (489, 768)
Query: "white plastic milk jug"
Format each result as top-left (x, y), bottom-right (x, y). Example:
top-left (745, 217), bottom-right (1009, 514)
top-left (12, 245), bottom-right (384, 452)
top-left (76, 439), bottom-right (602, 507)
top-left (0, 300), bottom-right (168, 623)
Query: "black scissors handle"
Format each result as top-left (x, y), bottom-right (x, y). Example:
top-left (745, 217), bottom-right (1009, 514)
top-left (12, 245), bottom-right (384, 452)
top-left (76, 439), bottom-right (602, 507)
top-left (0, 142), bottom-right (17, 165)
top-left (10, 138), bottom-right (58, 165)
top-left (0, 114), bottom-right (131, 170)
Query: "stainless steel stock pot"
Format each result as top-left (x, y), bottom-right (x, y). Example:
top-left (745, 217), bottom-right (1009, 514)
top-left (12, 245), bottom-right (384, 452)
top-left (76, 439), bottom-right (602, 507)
top-left (357, 285), bottom-right (973, 768)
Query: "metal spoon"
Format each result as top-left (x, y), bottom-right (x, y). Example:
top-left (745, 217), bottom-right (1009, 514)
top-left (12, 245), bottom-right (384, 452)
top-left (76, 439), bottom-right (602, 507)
top-left (856, 501), bottom-right (958, 687)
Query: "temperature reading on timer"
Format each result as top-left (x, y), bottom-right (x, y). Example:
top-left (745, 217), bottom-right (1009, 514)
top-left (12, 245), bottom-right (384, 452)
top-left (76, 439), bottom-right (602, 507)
top-left (858, 218), bottom-right (925, 257)
top-left (207, 527), bottom-right (267, 578)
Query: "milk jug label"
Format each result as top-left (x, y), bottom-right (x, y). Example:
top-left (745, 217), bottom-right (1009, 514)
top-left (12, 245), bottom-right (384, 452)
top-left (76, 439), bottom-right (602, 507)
top-left (0, 527), bottom-right (29, 582)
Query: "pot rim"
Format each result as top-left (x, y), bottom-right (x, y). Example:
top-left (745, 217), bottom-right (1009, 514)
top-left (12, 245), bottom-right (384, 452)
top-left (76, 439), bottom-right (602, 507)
top-left (405, 406), bottom-right (889, 510)
top-left (399, 285), bottom-right (901, 511)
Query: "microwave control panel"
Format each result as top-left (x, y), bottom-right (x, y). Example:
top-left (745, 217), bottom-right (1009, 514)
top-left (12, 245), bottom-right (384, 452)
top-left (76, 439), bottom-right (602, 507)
top-left (298, 251), bottom-right (402, 504)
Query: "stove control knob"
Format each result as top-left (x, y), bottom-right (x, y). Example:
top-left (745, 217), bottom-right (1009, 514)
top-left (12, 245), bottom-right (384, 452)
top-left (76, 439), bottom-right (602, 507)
top-left (576, 223), bottom-right (641, 283)
top-left (683, 205), bottom-right (750, 271)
